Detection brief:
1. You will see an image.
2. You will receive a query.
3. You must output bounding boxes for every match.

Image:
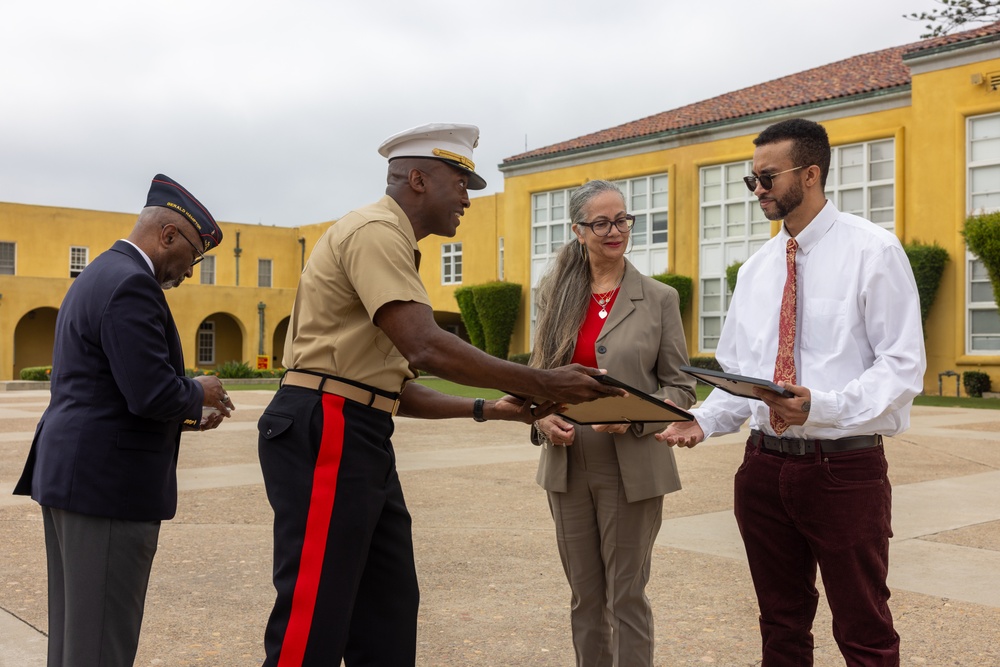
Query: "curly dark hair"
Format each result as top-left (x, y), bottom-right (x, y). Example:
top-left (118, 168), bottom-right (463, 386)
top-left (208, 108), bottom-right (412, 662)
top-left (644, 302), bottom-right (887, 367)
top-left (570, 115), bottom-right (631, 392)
top-left (753, 118), bottom-right (831, 188)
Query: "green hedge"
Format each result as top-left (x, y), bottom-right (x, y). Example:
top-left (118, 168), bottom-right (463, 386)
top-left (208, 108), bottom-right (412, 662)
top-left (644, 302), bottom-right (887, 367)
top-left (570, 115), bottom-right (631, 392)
top-left (903, 240), bottom-right (948, 337)
top-left (687, 356), bottom-right (722, 372)
top-left (963, 211), bottom-right (1000, 308)
top-left (963, 370), bottom-right (991, 398)
top-left (454, 286), bottom-right (486, 351)
top-left (651, 273), bottom-right (693, 313)
top-left (507, 352), bottom-right (531, 365)
top-left (20, 366), bottom-right (52, 381)
top-left (472, 281), bottom-right (522, 360)
top-left (726, 261), bottom-right (743, 293)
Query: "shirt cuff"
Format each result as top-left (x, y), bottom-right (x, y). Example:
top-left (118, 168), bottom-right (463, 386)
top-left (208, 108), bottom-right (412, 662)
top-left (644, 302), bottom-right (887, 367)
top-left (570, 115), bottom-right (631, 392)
top-left (806, 389), bottom-right (838, 427)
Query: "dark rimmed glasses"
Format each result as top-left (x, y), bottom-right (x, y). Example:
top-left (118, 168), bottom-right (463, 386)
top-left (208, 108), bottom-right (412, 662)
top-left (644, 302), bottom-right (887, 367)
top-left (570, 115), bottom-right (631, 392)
top-left (163, 224), bottom-right (206, 266)
top-left (743, 166), bottom-right (805, 192)
top-left (578, 214), bottom-right (635, 237)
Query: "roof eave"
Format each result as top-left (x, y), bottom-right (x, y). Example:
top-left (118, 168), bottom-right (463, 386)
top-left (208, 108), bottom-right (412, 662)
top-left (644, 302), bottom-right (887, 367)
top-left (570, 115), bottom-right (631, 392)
top-left (499, 85), bottom-right (912, 173)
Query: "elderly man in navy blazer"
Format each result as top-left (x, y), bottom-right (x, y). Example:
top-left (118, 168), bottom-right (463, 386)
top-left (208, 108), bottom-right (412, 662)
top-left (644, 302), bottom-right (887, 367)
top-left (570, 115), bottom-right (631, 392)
top-left (14, 174), bottom-right (236, 667)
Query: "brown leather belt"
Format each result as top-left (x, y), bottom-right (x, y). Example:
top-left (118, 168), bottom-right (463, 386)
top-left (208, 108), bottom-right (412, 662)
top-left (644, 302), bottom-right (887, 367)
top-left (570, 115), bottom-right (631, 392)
top-left (750, 430), bottom-right (882, 456)
top-left (281, 370), bottom-right (400, 415)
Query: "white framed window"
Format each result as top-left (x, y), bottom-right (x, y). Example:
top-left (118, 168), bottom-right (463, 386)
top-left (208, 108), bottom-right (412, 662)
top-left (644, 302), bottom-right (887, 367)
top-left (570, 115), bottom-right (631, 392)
top-left (698, 161), bottom-right (770, 351)
top-left (258, 259), bottom-right (272, 288)
top-left (200, 255), bottom-right (216, 285)
top-left (0, 241), bottom-right (14, 275)
top-left (827, 139), bottom-right (895, 231)
top-left (442, 242), bottom-right (463, 284)
top-left (70, 246), bottom-right (88, 278)
top-left (612, 173), bottom-right (669, 274)
top-left (530, 189), bottom-right (573, 334)
top-left (197, 321), bottom-right (216, 366)
top-left (966, 113), bottom-right (1000, 354)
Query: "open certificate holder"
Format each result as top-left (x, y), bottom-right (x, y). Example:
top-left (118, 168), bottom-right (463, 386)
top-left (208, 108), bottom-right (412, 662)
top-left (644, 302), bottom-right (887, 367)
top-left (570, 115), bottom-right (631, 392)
top-left (679, 365), bottom-right (795, 400)
top-left (523, 375), bottom-right (693, 426)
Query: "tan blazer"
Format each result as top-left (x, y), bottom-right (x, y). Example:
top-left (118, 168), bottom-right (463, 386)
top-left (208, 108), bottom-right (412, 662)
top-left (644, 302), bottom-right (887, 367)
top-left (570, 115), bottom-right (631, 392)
top-left (534, 261), bottom-right (697, 503)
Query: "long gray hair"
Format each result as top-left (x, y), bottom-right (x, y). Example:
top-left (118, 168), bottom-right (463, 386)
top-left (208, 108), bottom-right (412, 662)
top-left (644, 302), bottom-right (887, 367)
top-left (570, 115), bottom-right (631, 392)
top-left (530, 180), bottom-right (625, 370)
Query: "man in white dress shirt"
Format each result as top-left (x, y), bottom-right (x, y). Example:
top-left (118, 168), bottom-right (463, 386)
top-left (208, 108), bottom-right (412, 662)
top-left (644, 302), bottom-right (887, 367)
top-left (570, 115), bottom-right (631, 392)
top-left (658, 118), bottom-right (925, 667)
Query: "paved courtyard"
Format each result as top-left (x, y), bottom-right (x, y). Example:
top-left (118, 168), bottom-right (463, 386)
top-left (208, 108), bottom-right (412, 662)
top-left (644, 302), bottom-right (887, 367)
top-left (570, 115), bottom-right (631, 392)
top-left (1, 388), bottom-right (999, 665)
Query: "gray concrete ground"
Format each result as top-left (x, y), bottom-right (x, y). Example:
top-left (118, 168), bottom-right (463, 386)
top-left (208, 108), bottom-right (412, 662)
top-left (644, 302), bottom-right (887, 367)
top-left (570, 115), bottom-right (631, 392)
top-left (1, 388), bottom-right (999, 666)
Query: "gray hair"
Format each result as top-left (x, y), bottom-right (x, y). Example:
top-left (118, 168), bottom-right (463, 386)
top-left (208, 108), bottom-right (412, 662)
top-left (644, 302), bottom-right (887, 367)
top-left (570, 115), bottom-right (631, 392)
top-left (530, 180), bottom-right (625, 369)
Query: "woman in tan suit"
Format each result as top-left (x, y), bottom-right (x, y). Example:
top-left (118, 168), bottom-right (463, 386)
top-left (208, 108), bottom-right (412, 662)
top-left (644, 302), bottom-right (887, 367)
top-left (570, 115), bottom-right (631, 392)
top-left (531, 179), bottom-right (696, 667)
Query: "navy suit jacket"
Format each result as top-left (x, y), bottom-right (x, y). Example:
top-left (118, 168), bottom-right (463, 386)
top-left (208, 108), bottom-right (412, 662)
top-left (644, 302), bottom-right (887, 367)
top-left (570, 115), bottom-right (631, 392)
top-left (14, 240), bottom-right (204, 520)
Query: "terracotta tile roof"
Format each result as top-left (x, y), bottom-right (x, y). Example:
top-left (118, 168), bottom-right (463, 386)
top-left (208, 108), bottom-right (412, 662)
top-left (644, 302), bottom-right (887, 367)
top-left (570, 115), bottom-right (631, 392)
top-left (503, 22), bottom-right (1000, 166)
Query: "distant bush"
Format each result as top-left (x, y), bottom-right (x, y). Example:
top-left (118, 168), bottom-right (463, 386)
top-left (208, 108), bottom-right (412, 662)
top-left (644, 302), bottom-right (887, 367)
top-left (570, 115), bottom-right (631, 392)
top-left (963, 370), bottom-right (991, 398)
top-left (726, 261), bottom-right (744, 293)
top-left (903, 240), bottom-right (948, 338)
top-left (253, 368), bottom-right (286, 379)
top-left (185, 368), bottom-right (207, 378)
top-left (508, 352), bottom-right (531, 365)
top-left (472, 281), bottom-right (522, 360)
top-left (651, 273), bottom-right (693, 314)
top-left (687, 356), bottom-right (723, 372)
top-left (454, 286), bottom-right (485, 351)
top-left (20, 366), bottom-right (51, 381)
top-left (216, 360), bottom-right (256, 379)
top-left (963, 211), bottom-right (1000, 309)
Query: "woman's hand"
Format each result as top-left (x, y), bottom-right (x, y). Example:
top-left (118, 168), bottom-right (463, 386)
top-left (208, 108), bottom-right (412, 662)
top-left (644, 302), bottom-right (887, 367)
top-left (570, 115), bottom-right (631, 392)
top-left (592, 423), bottom-right (630, 435)
top-left (535, 414), bottom-right (576, 446)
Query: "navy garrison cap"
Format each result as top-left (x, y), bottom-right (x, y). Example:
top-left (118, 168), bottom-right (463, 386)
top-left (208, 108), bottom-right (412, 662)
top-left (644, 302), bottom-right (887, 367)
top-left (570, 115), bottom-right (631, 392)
top-left (145, 174), bottom-right (223, 252)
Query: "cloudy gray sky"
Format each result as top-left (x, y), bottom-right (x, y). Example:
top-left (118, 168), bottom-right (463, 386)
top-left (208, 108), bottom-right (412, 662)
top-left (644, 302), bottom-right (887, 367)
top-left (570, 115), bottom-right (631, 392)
top-left (1, 0), bottom-right (946, 226)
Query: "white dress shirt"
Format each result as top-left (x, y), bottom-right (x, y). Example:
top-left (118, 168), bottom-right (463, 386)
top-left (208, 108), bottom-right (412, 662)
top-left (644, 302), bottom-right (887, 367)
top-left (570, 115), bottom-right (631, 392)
top-left (694, 200), bottom-right (927, 440)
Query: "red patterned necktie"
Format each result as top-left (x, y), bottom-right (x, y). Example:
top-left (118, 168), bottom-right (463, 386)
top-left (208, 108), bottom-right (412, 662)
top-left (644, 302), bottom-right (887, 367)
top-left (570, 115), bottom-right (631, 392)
top-left (771, 238), bottom-right (798, 435)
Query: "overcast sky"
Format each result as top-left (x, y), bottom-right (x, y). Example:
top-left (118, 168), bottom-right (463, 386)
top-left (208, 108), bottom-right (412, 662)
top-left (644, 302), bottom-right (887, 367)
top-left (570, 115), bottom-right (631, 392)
top-left (0, 0), bottom-right (947, 227)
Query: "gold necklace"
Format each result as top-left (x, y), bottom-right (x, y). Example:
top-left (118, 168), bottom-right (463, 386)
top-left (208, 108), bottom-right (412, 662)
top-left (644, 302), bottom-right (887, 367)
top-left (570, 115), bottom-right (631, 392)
top-left (591, 272), bottom-right (624, 320)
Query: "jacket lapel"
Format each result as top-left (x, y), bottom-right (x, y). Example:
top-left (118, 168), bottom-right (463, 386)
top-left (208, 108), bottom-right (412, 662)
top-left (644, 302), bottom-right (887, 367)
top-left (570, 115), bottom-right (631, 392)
top-left (597, 262), bottom-right (640, 342)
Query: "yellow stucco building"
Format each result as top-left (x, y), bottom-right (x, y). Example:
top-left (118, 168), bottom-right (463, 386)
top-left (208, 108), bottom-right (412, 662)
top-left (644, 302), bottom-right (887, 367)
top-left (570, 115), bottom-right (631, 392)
top-left (3, 24), bottom-right (1000, 394)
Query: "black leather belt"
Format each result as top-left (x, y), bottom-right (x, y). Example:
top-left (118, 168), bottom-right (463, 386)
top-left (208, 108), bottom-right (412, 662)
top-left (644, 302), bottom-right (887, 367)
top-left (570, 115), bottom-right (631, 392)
top-left (281, 370), bottom-right (400, 415)
top-left (750, 430), bottom-right (882, 456)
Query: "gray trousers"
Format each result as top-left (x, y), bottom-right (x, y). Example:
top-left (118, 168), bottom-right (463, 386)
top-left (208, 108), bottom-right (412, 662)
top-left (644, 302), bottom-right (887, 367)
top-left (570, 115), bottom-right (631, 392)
top-left (42, 506), bottom-right (160, 667)
top-left (547, 437), bottom-right (663, 667)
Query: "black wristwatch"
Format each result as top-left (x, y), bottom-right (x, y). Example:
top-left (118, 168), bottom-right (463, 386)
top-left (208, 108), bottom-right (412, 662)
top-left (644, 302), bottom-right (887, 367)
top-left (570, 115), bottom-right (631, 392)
top-left (473, 398), bottom-right (487, 422)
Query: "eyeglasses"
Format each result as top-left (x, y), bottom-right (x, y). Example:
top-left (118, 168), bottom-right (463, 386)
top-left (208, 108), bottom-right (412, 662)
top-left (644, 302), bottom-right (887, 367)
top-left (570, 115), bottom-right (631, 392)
top-left (577, 214), bottom-right (635, 237)
top-left (743, 166), bottom-right (806, 192)
top-left (163, 224), bottom-right (206, 266)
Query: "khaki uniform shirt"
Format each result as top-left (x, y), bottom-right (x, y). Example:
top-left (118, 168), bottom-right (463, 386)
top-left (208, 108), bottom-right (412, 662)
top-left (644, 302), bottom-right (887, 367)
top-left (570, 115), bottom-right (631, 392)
top-left (282, 195), bottom-right (430, 393)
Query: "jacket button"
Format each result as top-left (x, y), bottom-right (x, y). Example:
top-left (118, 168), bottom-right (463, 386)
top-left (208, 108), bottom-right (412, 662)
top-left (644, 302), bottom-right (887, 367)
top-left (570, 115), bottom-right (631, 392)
top-left (597, 345), bottom-right (607, 354)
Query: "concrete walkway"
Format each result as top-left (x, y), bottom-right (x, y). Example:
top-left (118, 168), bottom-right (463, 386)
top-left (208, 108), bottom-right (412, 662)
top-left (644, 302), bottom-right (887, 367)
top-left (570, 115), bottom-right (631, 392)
top-left (1, 390), bottom-right (998, 665)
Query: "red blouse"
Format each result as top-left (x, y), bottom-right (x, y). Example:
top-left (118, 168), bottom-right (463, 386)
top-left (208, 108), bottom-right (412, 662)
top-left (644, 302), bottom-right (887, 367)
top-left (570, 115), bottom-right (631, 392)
top-left (571, 291), bottom-right (620, 367)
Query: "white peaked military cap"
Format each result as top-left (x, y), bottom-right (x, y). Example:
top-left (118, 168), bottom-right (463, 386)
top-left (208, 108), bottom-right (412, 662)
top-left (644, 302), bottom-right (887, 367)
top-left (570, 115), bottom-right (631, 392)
top-left (377, 122), bottom-right (487, 190)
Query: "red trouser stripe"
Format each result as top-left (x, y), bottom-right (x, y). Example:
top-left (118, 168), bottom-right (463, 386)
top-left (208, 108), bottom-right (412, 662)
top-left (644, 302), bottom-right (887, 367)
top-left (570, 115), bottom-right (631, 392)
top-left (277, 394), bottom-right (346, 667)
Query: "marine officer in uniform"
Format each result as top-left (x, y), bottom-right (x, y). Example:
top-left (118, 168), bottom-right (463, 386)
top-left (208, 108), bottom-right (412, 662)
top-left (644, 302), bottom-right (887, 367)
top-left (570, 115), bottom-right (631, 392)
top-left (257, 123), bottom-right (622, 666)
top-left (15, 174), bottom-right (234, 667)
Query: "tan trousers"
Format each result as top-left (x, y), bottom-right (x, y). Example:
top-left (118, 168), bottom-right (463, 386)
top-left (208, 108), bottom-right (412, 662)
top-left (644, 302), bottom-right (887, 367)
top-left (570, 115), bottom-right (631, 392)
top-left (547, 436), bottom-right (663, 667)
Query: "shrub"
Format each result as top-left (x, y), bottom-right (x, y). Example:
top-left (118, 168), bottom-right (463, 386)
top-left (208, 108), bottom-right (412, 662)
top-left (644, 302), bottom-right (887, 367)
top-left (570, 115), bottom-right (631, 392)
top-left (454, 286), bottom-right (486, 351)
top-left (963, 211), bottom-right (1000, 308)
top-left (687, 356), bottom-right (723, 372)
top-left (651, 273), bottom-right (693, 314)
top-left (472, 281), bottom-right (522, 360)
top-left (903, 240), bottom-right (949, 338)
top-left (253, 368), bottom-right (286, 379)
top-left (185, 368), bottom-right (207, 378)
top-left (726, 261), bottom-right (744, 293)
top-left (20, 366), bottom-right (52, 381)
top-left (508, 352), bottom-right (531, 365)
top-left (963, 370), bottom-right (991, 398)
top-left (216, 360), bottom-right (256, 379)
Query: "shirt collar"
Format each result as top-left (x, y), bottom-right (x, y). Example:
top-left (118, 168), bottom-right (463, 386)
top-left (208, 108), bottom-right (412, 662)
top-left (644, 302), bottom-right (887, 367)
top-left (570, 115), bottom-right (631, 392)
top-left (780, 199), bottom-right (838, 255)
top-left (121, 239), bottom-right (154, 274)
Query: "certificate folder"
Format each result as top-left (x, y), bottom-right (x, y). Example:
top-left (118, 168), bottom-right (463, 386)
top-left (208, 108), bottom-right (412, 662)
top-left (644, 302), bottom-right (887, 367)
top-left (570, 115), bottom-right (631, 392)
top-left (516, 374), bottom-right (693, 425)
top-left (680, 365), bottom-right (794, 400)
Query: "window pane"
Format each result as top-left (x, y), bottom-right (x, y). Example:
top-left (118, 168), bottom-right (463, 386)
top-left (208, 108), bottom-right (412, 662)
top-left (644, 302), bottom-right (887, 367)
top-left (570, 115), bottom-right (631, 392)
top-left (971, 165), bottom-right (1000, 194)
top-left (839, 188), bottom-right (863, 214)
top-left (869, 141), bottom-right (893, 162)
top-left (632, 213), bottom-right (648, 246)
top-left (870, 161), bottom-right (894, 181)
top-left (651, 175), bottom-right (668, 208)
top-left (651, 212), bottom-right (668, 245)
top-left (870, 185), bottom-right (893, 209)
top-left (631, 178), bottom-right (647, 210)
top-left (972, 308), bottom-right (1000, 334)
top-left (972, 282), bottom-right (995, 302)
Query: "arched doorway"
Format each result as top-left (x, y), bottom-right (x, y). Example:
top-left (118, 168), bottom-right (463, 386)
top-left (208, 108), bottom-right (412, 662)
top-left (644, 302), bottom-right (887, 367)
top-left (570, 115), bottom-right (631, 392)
top-left (13, 307), bottom-right (58, 378)
top-left (193, 312), bottom-right (245, 372)
top-left (272, 316), bottom-right (289, 370)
